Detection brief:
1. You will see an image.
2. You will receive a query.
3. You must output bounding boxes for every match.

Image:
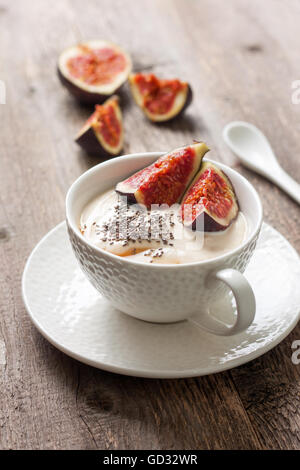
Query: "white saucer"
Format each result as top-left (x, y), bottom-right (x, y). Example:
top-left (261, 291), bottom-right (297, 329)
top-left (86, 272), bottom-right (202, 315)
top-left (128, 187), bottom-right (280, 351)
top-left (22, 222), bottom-right (300, 378)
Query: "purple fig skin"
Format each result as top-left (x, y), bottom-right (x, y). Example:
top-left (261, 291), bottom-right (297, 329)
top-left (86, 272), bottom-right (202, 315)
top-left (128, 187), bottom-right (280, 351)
top-left (180, 85), bottom-right (193, 114)
top-left (115, 142), bottom-right (209, 207)
top-left (182, 165), bottom-right (240, 232)
top-left (202, 171), bottom-right (240, 231)
top-left (185, 211), bottom-right (238, 232)
top-left (200, 172), bottom-right (240, 232)
top-left (57, 67), bottom-right (125, 105)
top-left (114, 190), bottom-right (137, 204)
top-left (76, 126), bottom-right (123, 158)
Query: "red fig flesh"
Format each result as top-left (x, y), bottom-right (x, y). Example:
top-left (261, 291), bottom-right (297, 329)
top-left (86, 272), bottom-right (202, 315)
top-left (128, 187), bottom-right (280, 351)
top-left (58, 40), bottom-right (132, 104)
top-left (115, 143), bottom-right (209, 208)
top-left (75, 95), bottom-right (123, 157)
top-left (129, 73), bottom-right (192, 122)
top-left (181, 161), bottom-right (239, 231)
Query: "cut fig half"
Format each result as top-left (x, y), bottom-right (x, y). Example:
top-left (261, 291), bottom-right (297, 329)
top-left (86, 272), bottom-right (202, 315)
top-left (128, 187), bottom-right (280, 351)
top-left (75, 95), bottom-right (123, 157)
top-left (58, 40), bottom-right (132, 104)
top-left (116, 142), bottom-right (209, 208)
top-left (181, 161), bottom-right (239, 232)
top-left (129, 73), bottom-right (192, 122)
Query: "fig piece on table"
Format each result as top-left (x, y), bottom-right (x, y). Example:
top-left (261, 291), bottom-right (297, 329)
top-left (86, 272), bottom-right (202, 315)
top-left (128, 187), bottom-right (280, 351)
top-left (181, 161), bottom-right (239, 232)
top-left (115, 142), bottom-right (209, 208)
top-left (58, 40), bottom-right (132, 104)
top-left (129, 73), bottom-right (192, 122)
top-left (75, 95), bottom-right (123, 157)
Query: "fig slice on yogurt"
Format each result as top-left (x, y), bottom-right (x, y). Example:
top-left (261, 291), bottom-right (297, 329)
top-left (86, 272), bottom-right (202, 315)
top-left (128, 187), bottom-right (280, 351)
top-left (75, 95), bottom-right (123, 157)
top-left (181, 161), bottom-right (239, 232)
top-left (58, 40), bottom-right (132, 104)
top-left (115, 142), bottom-right (209, 208)
top-left (129, 73), bottom-right (192, 122)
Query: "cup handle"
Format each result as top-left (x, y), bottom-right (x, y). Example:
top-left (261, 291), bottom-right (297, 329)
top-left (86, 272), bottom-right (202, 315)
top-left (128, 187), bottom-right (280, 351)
top-left (188, 268), bottom-right (256, 336)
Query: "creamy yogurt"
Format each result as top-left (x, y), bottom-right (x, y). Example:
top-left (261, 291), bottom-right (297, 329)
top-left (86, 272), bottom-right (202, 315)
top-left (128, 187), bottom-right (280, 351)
top-left (80, 189), bottom-right (247, 264)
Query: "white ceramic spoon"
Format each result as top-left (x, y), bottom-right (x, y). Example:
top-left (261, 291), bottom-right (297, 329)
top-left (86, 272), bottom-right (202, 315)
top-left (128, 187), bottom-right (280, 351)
top-left (223, 121), bottom-right (300, 205)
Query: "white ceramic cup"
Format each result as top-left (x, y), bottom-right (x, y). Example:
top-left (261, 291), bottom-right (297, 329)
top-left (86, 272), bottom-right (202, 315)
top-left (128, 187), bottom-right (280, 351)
top-left (66, 152), bottom-right (263, 336)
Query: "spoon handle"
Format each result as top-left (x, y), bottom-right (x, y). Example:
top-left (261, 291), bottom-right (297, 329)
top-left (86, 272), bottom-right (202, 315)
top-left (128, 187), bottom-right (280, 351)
top-left (269, 167), bottom-right (300, 206)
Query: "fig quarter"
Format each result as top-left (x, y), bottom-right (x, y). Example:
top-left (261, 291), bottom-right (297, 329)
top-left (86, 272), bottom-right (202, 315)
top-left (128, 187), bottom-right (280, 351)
top-left (75, 95), bottom-right (124, 157)
top-left (129, 73), bottom-right (192, 122)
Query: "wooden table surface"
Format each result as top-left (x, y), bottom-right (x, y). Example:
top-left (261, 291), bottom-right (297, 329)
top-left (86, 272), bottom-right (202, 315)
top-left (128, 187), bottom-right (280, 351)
top-left (1, 0), bottom-right (300, 450)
